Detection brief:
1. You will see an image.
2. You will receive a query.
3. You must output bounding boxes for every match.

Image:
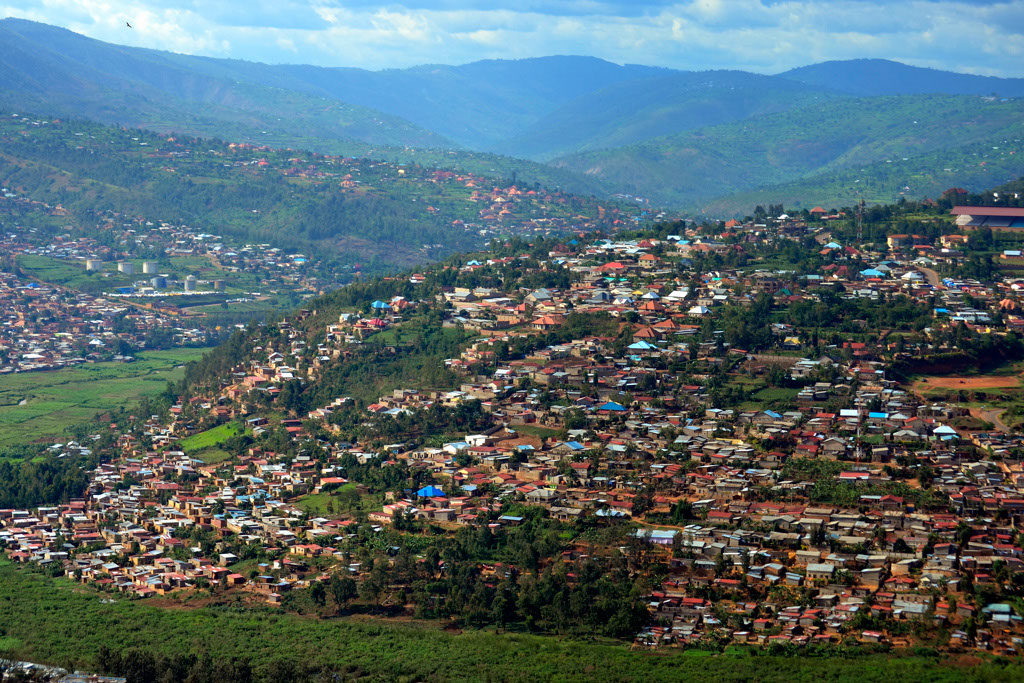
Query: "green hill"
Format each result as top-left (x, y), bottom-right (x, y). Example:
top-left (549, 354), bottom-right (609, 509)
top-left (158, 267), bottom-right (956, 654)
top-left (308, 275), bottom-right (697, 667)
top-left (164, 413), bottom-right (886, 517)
top-left (0, 19), bottom-right (450, 151)
top-left (4, 20), bottom-right (1024, 213)
top-left (780, 58), bottom-right (1024, 97)
top-left (701, 140), bottom-right (1024, 215)
top-left (0, 116), bottom-right (625, 271)
top-left (551, 95), bottom-right (1024, 209)
top-left (491, 71), bottom-right (843, 160)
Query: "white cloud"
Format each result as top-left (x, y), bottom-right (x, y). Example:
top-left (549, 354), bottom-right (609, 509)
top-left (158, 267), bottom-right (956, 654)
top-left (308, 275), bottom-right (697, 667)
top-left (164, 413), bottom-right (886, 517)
top-left (0, 0), bottom-right (1020, 76)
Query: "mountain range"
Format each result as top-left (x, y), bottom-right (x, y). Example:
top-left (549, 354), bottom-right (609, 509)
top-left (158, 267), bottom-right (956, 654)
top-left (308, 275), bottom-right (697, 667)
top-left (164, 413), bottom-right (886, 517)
top-left (1, 17), bottom-right (1023, 213)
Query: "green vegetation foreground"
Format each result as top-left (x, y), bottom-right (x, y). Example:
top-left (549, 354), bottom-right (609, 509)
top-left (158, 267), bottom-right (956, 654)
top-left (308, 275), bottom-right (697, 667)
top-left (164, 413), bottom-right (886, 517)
top-left (0, 348), bottom-right (207, 448)
top-left (0, 563), bottom-right (1019, 682)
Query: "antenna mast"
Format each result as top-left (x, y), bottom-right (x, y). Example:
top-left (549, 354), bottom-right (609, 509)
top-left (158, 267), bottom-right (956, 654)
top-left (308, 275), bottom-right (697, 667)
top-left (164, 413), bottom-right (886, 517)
top-left (856, 196), bottom-right (865, 245)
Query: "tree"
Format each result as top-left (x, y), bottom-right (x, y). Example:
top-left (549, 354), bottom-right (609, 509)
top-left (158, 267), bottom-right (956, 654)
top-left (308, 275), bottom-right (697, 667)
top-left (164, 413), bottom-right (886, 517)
top-left (309, 580), bottom-right (326, 607)
top-left (632, 485), bottom-right (655, 516)
top-left (329, 575), bottom-right (357, 610)
top-left (491, 580), bottom-right (517, 629)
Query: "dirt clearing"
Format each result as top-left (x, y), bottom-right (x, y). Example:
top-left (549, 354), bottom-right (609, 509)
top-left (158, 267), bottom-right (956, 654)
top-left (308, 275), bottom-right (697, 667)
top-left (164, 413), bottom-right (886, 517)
top-left (914, 375), bottom-right (1021, 390)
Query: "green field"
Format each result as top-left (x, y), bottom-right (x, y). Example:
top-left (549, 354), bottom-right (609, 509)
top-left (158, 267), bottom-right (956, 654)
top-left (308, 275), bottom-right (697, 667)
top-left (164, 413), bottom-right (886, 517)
top-left (0, 561), bottom-right (1017, 682)
top-left (16, 254), bottom-right (292, 318)
top-left (0, 348), bottom-right (209, 447)
top-left (510, 424), bottom-right (564, 439)
top-left (181, 422), bottom-right (246, 464)
top-left (195, 448), bottom-right (234, 464)
top-left (751, 386), bottom-right (801, 402)
top-left (15, 254), bottom-right (137, 294)
top-left (181, 422), bottom-right (243, 452)
top-left (295, 484), bottom-right (379, 516)
top-left (294, 491), bottom-right (338, 515)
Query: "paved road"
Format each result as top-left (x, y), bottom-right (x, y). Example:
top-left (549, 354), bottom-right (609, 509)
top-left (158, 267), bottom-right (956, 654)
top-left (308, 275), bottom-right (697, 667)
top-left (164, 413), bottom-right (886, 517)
top-left (917, 266), bottom-right (942, 288)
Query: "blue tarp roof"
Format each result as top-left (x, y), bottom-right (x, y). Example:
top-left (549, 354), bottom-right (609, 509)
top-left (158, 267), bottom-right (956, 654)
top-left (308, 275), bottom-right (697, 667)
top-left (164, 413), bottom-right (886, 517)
top-left (417, 485), bottom-right (445, 497)
top-left (598, 401), bottom-right (627, 411)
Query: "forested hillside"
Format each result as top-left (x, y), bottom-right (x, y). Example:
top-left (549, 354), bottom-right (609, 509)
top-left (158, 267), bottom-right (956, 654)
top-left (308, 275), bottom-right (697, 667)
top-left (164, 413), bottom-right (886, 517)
top-left (4, 19), bottom-right (1024, 213)
top-left (0, 20), bottom-right (618, 196)
top-left (491, 70), bottom-right (843, 160)
top-left (0, 20), bottom-right (449, 150)
top-left (0, 116), bottom-right (628, 271)
top-left (780, 58), bottom-right (1024, 97)
top-left (552, 95), bottom-right (1024, 209)
top-left (702, 139), bottom-right (1024, 215)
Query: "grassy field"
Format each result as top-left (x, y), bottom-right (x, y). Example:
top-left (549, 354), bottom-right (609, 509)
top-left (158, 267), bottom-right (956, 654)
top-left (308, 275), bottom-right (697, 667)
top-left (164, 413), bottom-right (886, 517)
top-left (181, 422), bottom-right (243, 452)
top-left (751, 386), bottom-right (801, 402)
top-left (294, 491), bottom-right (338, 515)
top-left (195, 448), bottom-right (234, 464)
top-left (15, 254), bottom-right (135, 292)
top-left (16, 254), bottom-right (291, 320)
top-left (181, 423), bottom-right (250, 464)
top-left (295, 484), bottom-right (380, 516)
top-left (0, 348), bottom-right (208, 447)
top-left (510, 424), bottom-right (564, 439)
top-left (0, 561), bottom-right (1018, 682)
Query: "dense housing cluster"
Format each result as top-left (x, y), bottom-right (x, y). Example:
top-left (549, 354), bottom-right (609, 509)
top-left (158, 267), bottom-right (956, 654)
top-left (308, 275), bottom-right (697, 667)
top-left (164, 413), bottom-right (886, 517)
top-left (6, 200), bottom-right (1024, 656)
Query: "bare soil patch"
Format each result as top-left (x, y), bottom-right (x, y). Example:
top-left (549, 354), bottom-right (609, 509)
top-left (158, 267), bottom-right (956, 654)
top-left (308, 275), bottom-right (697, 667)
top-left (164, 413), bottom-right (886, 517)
top-left (914, 375), bottom-right (1021, 390)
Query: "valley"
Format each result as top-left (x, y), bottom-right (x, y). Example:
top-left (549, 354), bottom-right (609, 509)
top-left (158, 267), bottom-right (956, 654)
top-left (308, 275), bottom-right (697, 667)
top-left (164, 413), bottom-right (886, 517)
top-left (0, 13), bottom-right (1023, 683)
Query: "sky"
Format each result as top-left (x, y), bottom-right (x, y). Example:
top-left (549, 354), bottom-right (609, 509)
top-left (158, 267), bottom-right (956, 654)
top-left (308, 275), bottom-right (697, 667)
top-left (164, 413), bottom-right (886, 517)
top-left (1, 0), bottom-right (1022, 76)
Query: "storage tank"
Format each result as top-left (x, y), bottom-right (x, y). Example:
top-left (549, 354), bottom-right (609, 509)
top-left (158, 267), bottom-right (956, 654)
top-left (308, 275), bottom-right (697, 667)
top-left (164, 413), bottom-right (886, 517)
top-left (85, 259), bottom-right (103, 271)
top-left (213, 279), bottom-right (226, 291)
top-left (150, 276), bottom-right (167, 289)
top-left (117, 261), bottom-right (134, 275)
top-left (184, 275), bottom-right (198, 292)
top-left (142, 261), bottom-right (159, 274)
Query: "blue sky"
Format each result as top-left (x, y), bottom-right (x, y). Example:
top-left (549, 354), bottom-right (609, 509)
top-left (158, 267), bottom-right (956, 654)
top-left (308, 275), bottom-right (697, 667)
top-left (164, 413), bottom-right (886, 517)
top-left (2, 0), bottom-right (1022, 76)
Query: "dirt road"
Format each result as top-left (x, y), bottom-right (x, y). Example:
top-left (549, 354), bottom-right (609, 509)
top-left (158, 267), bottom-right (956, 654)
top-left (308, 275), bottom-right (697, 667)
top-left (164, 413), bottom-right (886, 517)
top-left (969, 407), bottom-right (1012, 433)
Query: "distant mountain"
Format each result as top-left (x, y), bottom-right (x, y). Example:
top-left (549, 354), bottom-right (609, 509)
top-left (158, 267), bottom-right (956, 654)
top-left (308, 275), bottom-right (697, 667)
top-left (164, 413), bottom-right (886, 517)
top-left (0, 18), bottom-right (449, 149)
top-left (153, 53), bottom-right (670, 150)
top-left (492, 71), bottom-right (843, 160)
top-left (0, 19), bottom-right (621, 195)
top-left (0, 18), bottom-right (668, 151)
top-left (551, 95), bottom-right (1024, 209)
top-left (2, 19), bottom-right (1023, 213)
top-left (779, 58), bottom-right (1024, 97)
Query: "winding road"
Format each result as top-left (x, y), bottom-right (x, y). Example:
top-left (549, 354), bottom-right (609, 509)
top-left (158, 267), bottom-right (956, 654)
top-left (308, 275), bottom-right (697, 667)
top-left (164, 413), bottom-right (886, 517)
top-left (970, 407), bottom-right (1012, 434)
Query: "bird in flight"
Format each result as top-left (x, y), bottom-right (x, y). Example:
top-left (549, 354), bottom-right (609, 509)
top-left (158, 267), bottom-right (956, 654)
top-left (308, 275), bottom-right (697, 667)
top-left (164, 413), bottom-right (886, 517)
top-left (126, 21), bottom-right (132, 28)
